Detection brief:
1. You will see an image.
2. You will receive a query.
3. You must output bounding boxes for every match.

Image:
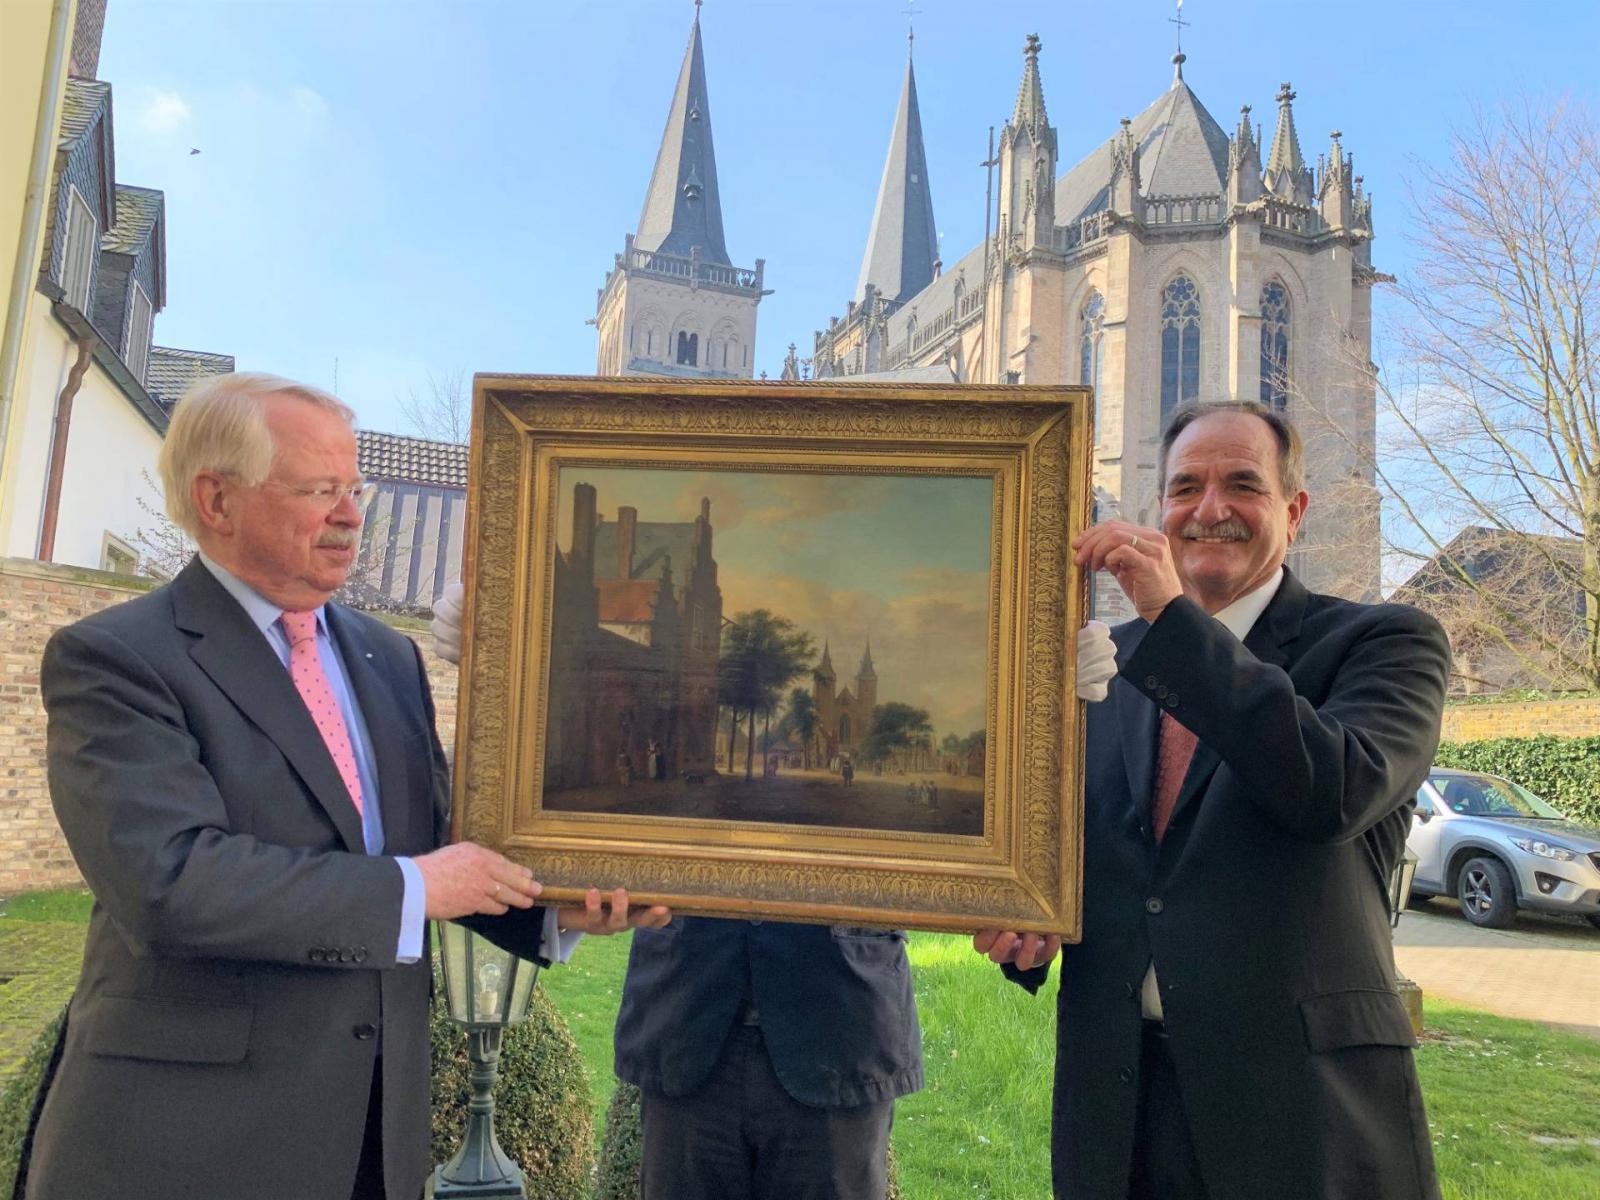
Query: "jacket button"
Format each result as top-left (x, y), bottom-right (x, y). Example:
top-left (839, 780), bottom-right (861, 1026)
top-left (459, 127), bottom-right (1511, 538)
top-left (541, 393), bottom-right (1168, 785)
top-left (1155, 685), bottom-right (1169, 699)
top-left (1119, 1067), bottom-right (1134, 1083)
top-left (1144, 675), bottom-right (1158, 689)
top-left (1145, 897), bottom-right (1164, 915)
top-left (1165, 693), bottom-right (1180, 708)
top-left (354, 947), bottom-right (369, 964)
top-left (352, 1023), bottom-right (377, 1041)
top-left (308, 948), bottom-right (324, 963)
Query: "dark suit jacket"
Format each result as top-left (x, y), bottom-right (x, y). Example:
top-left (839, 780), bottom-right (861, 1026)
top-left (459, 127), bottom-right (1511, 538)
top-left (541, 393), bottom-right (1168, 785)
top-left (21, 559), bottom-right (543, 1200)
top-left (614, 917), bottom-right (922, 1109)
top-left (1009, 572), bottom-right (1448, 1200)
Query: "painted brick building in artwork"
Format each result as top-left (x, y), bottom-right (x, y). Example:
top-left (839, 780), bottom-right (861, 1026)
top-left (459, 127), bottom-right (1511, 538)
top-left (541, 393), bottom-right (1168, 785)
top-left (543, 483), bottom-right (723, 791)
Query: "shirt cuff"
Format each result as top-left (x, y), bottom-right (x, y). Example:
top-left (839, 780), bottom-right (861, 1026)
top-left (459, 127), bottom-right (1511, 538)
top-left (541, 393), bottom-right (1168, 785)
top-left (395, 857), bottom-right (426, 963)
top-left (543, 906), bottom-right (582, 965)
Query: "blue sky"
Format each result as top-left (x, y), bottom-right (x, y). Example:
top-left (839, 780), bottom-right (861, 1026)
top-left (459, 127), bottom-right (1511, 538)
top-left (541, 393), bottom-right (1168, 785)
top-left (98, 0), bottom-right (1599, 436)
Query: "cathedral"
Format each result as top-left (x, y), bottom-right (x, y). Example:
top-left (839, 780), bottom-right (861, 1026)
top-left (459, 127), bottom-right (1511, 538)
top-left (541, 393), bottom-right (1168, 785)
top-left (596, 7), bottom-right (1382, 613)
top-left (810, 641), bottom-right (878, 767)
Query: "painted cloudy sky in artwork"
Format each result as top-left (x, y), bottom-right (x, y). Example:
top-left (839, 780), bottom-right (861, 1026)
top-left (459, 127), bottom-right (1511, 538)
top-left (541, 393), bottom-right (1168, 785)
top-left (554, 465), bottom-right (993, 739)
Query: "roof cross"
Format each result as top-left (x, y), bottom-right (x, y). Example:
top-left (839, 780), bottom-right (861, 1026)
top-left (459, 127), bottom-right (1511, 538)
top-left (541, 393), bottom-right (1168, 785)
top-left (1169, 0), bottom-right (1190, 54)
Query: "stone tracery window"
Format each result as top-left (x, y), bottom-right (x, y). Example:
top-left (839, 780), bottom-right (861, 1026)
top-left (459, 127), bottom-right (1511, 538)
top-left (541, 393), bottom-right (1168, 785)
top-left (1160, 275), bottom-right (1201, 427)
top-left (1260, 281), bottom-right (1291, 410)
top-left (1079, 290), bottom-right (1104, 394)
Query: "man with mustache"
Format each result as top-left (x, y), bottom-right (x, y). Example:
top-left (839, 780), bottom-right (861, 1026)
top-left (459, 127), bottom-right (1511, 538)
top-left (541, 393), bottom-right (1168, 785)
top-left (20, 373), bottom-right (666, 1200)
top-left (979, 401), bottom-right (1448, 1200)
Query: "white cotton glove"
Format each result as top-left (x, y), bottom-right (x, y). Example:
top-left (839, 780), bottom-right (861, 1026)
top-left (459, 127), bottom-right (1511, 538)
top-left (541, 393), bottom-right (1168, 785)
top-left (1075, 620), bottom-right (1116, 702)
top-left (431, 580), bottom-right (465, 667)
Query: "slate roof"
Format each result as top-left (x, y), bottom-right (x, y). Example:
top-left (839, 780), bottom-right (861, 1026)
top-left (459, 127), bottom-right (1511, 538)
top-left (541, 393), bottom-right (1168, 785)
top-left (854, 57), bottom-right (939, 305)
top-left (355, 429), bottom-right (468, 488)
top-left (634, 8), bottom-right (731, 265)
top-left (100, 184), bottom-right (163, 254)
top-left (1055, 77), bottom-right (1230, 225)
top-left (145, 346), bottom-right (234, 406)
top-left (883, 240), bottom-right (984, 350)
top-left (58, 78), bottom-right (110, 146)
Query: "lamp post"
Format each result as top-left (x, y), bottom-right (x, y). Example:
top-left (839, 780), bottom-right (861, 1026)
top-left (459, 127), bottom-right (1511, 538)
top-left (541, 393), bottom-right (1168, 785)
top-left (433, 922), bottom-right (540, 1198)
top-left (1389, 847), bottom-right (1423, 1036)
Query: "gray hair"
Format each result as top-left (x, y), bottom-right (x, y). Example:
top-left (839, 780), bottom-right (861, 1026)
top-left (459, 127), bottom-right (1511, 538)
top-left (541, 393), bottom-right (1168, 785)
top-left (159, 372), bottom-right (355, 537)
top-left (1157, 400), bottom-right (1306, 498)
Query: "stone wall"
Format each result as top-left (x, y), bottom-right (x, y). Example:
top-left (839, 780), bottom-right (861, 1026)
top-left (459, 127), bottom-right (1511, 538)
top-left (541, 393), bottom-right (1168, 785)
top-left (0, 557), bottom-right (459, 894)
top-left (1439, 696), bottom-right (1600, 743)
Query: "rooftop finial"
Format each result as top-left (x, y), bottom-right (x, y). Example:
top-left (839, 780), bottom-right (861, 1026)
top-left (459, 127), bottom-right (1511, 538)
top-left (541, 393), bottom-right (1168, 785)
top-left (694, 0), bottom-right (702, 23)
top-left (904, 1), bottom-right (918, 57)
top-left (1024, 31), bottom-right (1041, 60)
top-left (1277, 81), bottom-right (1295, 106)
top-left (1169, 0), bottom-right (1190, 79)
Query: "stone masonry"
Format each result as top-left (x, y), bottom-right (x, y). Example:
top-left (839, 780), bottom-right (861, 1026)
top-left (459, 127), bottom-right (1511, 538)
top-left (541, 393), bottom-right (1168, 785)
top-left (0, 558), bottom-right (459, 893)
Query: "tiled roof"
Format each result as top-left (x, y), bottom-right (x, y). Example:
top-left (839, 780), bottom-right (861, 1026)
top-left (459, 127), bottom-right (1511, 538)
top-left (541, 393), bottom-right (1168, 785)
top-left (58, 79), bottom-right (110, 146)
top-left (100, 184), bottom-right (163, 254)
top-left (145, 346), bottom-right (234, 406)
top-left (597, 579), bottom-right (662, 624)
top-left (356, 429), bottom-right (468, 488)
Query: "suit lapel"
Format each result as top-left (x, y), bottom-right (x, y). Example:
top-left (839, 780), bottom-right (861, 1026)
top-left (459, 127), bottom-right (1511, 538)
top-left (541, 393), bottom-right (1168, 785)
top-left (327, 605), bottom-right (411, 853)
top-left (1165, 570), bottom-right (1309, 839)
top-left (1113, 622), bottom-right (1161, 829)
top-left (173, 560), bottom-right (366, 854)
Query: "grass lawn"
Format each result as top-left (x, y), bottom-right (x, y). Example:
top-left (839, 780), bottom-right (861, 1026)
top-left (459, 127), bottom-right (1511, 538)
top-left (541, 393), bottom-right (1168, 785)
top-left (0, 890), bottom-right (93, 923)
top-left (544, 930), bottom-right (1600, 1200)
top-left (8, 896), bottom-right (1597, 1197)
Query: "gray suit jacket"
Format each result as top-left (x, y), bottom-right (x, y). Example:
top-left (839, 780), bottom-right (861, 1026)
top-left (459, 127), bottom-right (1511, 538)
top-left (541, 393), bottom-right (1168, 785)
top-left (20, 559), bottom-right (534, 1200)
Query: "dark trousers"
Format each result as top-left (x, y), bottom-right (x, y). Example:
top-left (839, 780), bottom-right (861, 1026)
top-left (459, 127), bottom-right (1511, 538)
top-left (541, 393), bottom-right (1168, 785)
top-left (640, 1026), bottom-right (894, 1200)
top-left (351, 1058), bottom-right (388, 1200)
top-left (1127, 1023), bottom-right (1209, 1200)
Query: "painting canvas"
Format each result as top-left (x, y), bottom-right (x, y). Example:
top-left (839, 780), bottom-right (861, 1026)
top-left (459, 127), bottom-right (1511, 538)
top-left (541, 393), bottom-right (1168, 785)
top-left (540, 465), bottom-right (991, 837)
top-left (452, 375), bottom-right (1091, 935)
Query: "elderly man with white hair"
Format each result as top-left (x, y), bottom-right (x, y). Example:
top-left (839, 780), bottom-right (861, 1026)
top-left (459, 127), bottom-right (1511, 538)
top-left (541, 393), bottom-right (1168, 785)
top-left (19, 372), bottom-right (666, 1200)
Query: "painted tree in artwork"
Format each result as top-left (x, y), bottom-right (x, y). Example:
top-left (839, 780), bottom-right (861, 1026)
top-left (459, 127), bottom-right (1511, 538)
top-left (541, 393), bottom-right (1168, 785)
top-left (862, 702), bottom-right (934, 768)
top-left (777, 688), bottom-right (819, 768)
top-left (718, 610), bottom-right (815, 779)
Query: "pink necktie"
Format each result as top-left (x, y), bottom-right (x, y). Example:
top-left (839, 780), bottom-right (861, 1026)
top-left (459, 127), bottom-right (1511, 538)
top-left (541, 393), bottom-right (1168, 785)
top-left (280, 610), bottom-right (364, 818)
top-left (1151, 711), bottom-right (1198, 842)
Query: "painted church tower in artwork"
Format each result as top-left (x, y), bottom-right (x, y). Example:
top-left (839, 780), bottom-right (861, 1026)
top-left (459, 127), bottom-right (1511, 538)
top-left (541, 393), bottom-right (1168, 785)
top-left (594, 2), bottom-right (768, 378)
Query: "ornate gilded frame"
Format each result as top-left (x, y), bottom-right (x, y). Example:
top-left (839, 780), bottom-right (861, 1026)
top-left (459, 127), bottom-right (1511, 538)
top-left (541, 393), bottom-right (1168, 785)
top-left (452, 375), bottom-right (1091, 935)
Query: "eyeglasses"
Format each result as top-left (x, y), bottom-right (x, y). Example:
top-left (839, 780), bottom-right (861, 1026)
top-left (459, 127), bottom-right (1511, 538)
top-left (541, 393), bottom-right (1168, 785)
top-left (260, 478), bottom-right (379, 515)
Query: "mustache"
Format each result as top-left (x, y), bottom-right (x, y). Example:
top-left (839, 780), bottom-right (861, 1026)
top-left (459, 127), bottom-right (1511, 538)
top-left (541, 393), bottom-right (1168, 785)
top-left (1179, 519), bottom-right (1251, 542)
top-left (317, 530), bottom-right (360, 549)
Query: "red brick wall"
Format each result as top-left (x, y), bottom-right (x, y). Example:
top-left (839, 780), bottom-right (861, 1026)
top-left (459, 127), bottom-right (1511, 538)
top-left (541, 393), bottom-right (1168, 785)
top-left (0, 558), bottom-right (459, 894)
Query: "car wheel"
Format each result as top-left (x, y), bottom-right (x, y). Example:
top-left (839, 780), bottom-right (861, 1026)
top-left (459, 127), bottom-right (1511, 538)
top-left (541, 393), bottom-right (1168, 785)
top-left (1588, 913), bottom-right (1600, 932)
top-left (1457, 856), bottom-right (1517, 929)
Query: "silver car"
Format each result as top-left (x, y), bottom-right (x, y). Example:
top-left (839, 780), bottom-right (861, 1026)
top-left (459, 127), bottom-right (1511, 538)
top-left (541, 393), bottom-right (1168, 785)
top-left (1407, 768), bottom-right (1600, 930)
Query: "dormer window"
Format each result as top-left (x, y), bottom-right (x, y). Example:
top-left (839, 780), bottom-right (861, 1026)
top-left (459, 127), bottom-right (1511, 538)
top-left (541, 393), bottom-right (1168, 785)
top-left (124, 281), bottom-right (154, 385)
top-left (61, 186), bottom-right (97, 310)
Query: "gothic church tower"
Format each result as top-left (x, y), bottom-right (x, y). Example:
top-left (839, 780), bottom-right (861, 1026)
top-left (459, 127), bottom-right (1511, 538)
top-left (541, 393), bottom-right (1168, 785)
top-left (595, 3), bottom-right (767, 378)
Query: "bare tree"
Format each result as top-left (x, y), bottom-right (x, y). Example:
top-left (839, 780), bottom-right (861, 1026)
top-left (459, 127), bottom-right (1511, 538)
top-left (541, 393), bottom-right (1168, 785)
top-left (396, 369), bottom-right (471, 444)
top-left (1310, 98), bottom-right (1599, 690)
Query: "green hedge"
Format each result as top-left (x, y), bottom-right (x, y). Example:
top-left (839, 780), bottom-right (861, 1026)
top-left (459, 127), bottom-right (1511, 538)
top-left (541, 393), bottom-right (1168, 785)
top-left (594, 1080), bottom-right (902, 1199)
top-left (1434, 735), bottom-right (1600, 826)
top-left (2, 992), bottom-right (592, 1200)
top-left (430, 984), bottom-right (594, 1199)
top-left (0, 1008), bottom-right (63, 1199)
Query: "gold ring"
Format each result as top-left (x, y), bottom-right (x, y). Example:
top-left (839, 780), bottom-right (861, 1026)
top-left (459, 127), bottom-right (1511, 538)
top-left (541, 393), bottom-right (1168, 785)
top-left (1130, 535), bottom-right (1141, 551)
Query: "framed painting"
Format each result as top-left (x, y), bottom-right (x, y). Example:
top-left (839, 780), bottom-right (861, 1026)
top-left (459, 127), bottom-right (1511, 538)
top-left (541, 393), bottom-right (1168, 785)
top-left (451, 375), bottom-right (1091, 936)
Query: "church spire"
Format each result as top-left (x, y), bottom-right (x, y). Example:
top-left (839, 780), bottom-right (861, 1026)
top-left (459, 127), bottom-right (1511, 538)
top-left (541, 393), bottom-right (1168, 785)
top-left (634, 2), bottom-right (731, 265)
top-left (857, 638), bottom-right (876, 680)
top-left (854, 49), bottom-right (939, 304)
top-left (1264, 82), bottom-right (1314, 205)
top-left (1012, 33), bottom-right (1048, 132)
